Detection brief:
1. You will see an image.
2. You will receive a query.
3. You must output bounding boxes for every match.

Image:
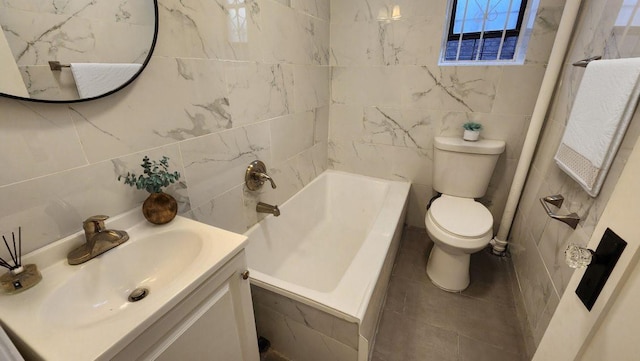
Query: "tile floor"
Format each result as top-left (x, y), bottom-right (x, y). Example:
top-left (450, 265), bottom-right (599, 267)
top-left (372, 227), bottom-right (528, 361)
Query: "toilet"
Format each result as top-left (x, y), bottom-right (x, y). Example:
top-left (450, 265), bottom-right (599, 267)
top-left (425, 136), bottom-right (505, 292)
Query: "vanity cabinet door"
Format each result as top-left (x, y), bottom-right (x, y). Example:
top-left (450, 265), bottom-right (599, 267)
top-left (153, 279), bottom-right (251, 360)
top-left (112, 251), bottom-right (259, 361)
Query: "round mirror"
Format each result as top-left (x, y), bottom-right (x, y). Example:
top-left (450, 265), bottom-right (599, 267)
top-left (0, 0), bottom-right (158, 103)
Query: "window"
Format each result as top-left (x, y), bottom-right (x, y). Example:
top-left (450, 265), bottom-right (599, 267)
top-left (441, 0), bottom-right (532, 64)
top-left (227, 0), bottom-right (248, 43)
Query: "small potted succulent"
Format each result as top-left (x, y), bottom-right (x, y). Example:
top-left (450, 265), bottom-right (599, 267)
top-left (462, 121), bottom-right (483, 141)
top-left (119, 156), bottom-right (181, 224)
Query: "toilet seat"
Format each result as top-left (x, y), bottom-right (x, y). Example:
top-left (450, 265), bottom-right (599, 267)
top-left (429, 195), bottom-right (492, 238)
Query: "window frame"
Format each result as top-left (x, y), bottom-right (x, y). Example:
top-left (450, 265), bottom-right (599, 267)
top-left (441, 0), bottom-right (533, 65)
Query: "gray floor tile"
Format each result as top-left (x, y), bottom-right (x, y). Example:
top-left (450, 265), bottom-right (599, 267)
top-left (391, 248), bottom-right (431, 284)
top-left (469, 248), bottom-right (513, 284)
top-left (374, 310), bottom-right (459, 361)
top-left (453, 312), bottom-right (526, 355)
top-left (374, 227), bottom-right (528, 360)
top-left (400, 226), bottom-right (432, 253)
top-left (462, 276), bottom-right (517, 308)
top-left (459, 334), bottom-right (527, 361)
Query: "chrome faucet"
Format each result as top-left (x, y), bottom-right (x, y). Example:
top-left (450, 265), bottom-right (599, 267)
top-left (245, 160), bottom-right (277, 191)
top-left (67, 215), bottom-right (129, 265)
top-left (256, 202), bottom-right (280, 217)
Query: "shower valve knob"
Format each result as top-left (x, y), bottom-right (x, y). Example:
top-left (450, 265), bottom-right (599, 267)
top-left (245, 160), bottom-right (276, 191)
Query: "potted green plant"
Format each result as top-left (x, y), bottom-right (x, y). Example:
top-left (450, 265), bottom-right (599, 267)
top-left (462, 121), bottom-right (482, 141)
top-left (118, 156), bottom-right (181, 224)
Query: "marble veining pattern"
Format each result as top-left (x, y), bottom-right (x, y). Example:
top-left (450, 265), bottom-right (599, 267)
top-left (329, 0), bottom-right (564, 234)
top-left (225, 62), bottom-right (294, 126)
top-left (362, 107), bottom-right (433, 152)
top-left (261, 0), bottom-right (329, 65)
top-left (180, 122), bottom-right (271, 210)
top-left (0, 0), bottom-right (330, 256)
top-left (68, 56), bottom-right (232, 162)
top-left (156, 0), bottom-right (262, 61)
top-left (254, 301), bottom-right (358, 361)
top-left (0, 99), bottom-right (87, 186)
top-left (18, 65), bottom-right (79, 100)
top-left (404, 65), bottom-right (500, 113)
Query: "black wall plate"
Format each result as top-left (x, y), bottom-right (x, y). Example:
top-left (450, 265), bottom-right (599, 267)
top-left (575, 228), bottom-right (627, 311)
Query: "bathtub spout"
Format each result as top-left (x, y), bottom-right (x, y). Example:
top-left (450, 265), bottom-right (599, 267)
top-left (256, 202), bottom-right (280, 217)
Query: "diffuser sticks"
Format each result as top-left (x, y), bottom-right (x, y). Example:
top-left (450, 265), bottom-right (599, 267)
top-left (0, 227), bottom-right (21, 272)
top-left (0, 227), bottom-right (42, 294)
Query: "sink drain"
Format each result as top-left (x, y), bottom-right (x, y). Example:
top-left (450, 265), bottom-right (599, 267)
top-left (128, 287), bottom-right (149, 302)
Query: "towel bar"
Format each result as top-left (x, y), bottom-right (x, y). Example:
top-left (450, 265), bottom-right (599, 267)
top-left (48, 61), bottom-right (70, 71)
top-left (572, 55), bottom-right (602, 67)
top-left (540, 195), bottom-right (580, 229)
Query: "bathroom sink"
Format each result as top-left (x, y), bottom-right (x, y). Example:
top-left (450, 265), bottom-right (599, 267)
top-left (0, 209), bottom-right (247, 361)
top-left (40, 229), bottom-right (203, 328)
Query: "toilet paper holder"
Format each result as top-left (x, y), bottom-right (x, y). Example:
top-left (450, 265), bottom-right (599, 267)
top-left (540, 195), bottom-right (580, 229)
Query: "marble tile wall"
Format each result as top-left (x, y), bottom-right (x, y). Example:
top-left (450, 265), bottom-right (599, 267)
top-left (328, 0), bottom-right (565, 228)
top-left (251, 285), bottom-right (359, 361)
top-left (508, 0), bottom-right (640, 351)
top-left (0, 0), bottom-right (330, 256)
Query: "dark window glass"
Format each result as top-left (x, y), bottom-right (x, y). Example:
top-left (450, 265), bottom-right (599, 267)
top-left (445, 0), bottom-right (527, 61)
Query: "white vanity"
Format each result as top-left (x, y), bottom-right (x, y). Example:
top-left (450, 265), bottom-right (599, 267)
top-left (0, 210), bottom-right (259, 360)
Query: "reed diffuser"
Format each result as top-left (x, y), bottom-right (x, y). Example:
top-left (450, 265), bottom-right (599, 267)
top-left (0, 227), bottom-right (42, 294)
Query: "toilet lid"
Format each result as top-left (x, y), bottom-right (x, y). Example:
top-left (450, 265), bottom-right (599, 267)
top-left (430, 195), bottom-right (493, 238)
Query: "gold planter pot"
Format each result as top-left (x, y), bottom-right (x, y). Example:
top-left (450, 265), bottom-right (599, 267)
top-left (142, 192), bottom-right (178, 225)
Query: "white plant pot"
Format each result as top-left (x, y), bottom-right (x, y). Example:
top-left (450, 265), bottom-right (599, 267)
top-left (463, 129), bottom-right (480, 141)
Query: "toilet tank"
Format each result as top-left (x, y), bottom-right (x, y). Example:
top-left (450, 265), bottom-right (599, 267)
top-left (433, 137), bottom-right (506, 198)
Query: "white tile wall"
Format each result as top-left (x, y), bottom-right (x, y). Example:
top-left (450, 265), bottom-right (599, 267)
top-left (0, 0), bottom-right (330, 256)
top-left (510, 0), bottom-right (640, 350)
top-left (328, 0), bottom-right (563, 227)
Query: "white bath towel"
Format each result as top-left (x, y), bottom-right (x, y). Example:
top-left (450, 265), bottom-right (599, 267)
top-left (554, 57), bottom-right (640, 197)
top-left (71, 63), bottom-right (142, 98)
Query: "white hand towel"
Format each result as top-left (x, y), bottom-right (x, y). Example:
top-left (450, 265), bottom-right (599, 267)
top-left (554, 57), bottom-right (640, 197)
top-left (70, 63), bottom-right (142, 98)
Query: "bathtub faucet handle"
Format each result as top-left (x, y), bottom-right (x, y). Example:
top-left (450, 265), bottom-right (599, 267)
top-left (245, 160), bottom-right (277, 191)
top-left (258, 173), bottom-right (277, 189)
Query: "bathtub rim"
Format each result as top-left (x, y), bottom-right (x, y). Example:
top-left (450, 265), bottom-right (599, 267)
top-left (246, 169), bottom-right (410, 324)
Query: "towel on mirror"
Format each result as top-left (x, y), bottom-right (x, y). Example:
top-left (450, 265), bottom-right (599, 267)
top-left (70, 63), bottom-right (142, 98)
top-left (554, 57), bottom-right (640, 197)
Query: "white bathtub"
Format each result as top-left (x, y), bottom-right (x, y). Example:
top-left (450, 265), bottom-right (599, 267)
top-left (245, 170), bottom-right (410, 361)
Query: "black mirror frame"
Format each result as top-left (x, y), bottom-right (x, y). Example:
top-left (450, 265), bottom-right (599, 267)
top-left (0, 0), bottom-right (159, 104)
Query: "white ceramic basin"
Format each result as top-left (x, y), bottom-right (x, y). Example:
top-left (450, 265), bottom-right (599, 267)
top-left (0, 210), bottom-right (247, 361)
top-left (41, 229), bottom-right (203, 328)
